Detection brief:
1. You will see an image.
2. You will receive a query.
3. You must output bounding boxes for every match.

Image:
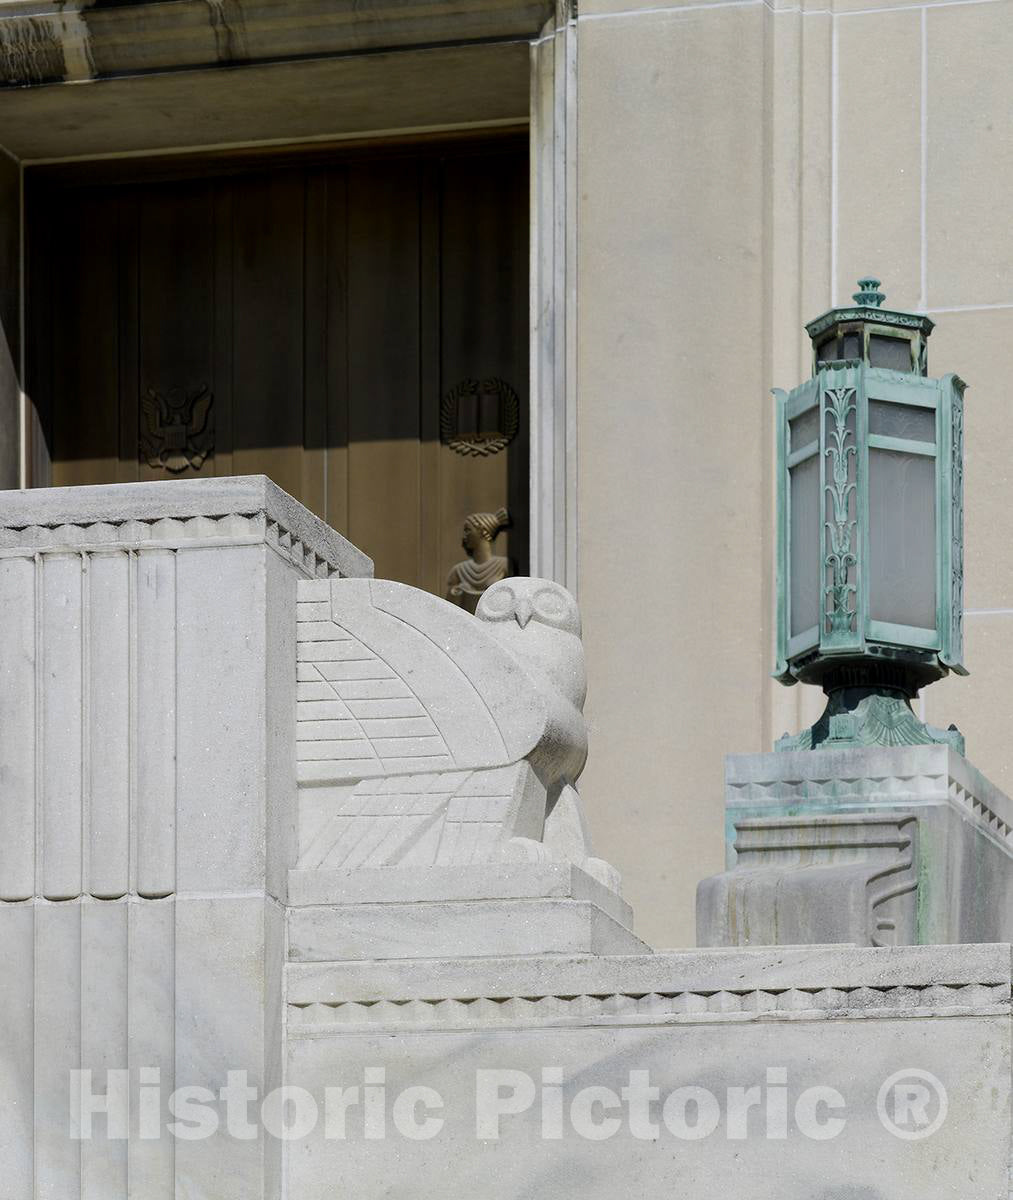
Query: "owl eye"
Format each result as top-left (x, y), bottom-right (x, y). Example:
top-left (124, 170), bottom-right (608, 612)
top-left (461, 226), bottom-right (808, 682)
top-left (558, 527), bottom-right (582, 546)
top-left (477, 584), bottom-right (515, 619)
top-left (533, 588), bottom-right (568, 620)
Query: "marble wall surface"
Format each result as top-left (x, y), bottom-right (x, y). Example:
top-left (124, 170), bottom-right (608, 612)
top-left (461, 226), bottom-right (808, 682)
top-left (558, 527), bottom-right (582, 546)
top-left (286, 943), bottom-right (1011, 1199)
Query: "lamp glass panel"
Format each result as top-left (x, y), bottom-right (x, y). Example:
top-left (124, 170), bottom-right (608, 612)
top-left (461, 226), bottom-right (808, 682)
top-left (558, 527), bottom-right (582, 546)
top-left (868, 334), bottom-right (912, 371)
top-left (789, 406), bottom-right (820, 452)
top-left (841, 333), bottom-right (861, 358)
top-left (868, 400), bottom-right (936, 443)
top-left (817, 338), bottom-right (839, 364)
top-left (789, 453), bottom-right (821, 635)
top-left (869, 447), bottom-right (936, 628)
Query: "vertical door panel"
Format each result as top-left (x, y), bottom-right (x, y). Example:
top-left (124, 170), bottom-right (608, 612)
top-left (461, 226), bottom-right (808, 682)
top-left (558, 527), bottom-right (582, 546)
top-left (345, 161), bottom-right (421, 586)
top-left (50, 189), bottom-right (121, 486)
top-left (25, 184), bottom-right (53, 488)
top-left (117, 191), bottom-right (140, 482)
top-left (437, 149), bottom-right (530, 587)
top-left (324, 168), bottom-right (350, 534)
top-left (418, 160), bottom-right (442, 595)
top-left (232, 170), bottom-right (306, 498)
top-left (302, 170), bottom-right (330, 520)
top-left (137, 182), bottom-right (216, 481)
top-left (213, 182), bottom-right (235, 479)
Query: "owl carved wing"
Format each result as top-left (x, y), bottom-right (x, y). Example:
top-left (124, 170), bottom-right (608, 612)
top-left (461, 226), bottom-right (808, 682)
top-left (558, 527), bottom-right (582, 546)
top-left (295, 578), bottom-right (553, 870)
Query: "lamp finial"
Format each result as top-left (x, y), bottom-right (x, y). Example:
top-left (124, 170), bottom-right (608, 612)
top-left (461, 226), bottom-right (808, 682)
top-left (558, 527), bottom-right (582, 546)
top-left (853, 277), bottom-right (885, 307)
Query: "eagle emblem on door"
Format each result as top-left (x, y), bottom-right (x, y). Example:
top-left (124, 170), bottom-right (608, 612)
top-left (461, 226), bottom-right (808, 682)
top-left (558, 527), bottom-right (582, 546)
top-left (139, 384), bottom-right (215, 474)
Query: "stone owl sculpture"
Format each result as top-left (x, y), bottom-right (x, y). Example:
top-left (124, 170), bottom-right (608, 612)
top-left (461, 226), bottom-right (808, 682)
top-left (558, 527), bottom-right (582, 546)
top-left (474, 580), bottom-right (591, 866)
top-left (295, 575), bottom-right (619, 892)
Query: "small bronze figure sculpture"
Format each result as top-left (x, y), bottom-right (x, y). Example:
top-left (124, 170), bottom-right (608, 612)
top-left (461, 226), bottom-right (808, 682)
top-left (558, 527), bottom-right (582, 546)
top-left (446, 507), bottom-right (512, 614)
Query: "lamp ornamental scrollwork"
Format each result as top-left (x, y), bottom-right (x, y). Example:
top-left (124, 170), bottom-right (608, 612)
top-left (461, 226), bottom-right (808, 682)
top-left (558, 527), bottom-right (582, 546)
top-left (774, 279), bottom-right (967, 751)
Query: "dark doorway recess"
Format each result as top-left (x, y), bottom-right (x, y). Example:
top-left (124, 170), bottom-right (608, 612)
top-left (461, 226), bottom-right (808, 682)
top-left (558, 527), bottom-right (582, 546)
top-left (26, 134), bottom-right (529, 592)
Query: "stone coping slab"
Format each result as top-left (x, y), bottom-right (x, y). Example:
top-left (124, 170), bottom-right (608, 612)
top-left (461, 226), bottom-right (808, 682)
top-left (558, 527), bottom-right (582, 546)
top-left (287, 942), bottom-right (1012, 1006)
top-left (0, 475), bottom-right (373, 578)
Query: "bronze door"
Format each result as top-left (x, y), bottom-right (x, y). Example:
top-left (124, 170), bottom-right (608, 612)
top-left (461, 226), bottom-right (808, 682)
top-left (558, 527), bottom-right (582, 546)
top-left (26, 140), bottom-right (529, 590)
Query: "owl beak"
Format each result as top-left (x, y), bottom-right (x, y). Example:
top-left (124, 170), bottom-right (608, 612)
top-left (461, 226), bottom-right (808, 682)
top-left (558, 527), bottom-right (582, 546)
top-left (514, 599), bottom-right (533, 629)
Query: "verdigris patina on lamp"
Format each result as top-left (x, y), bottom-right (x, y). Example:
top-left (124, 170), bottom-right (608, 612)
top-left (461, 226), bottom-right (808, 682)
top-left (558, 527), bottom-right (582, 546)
top-left (774, 278), bottom-right (967, 750)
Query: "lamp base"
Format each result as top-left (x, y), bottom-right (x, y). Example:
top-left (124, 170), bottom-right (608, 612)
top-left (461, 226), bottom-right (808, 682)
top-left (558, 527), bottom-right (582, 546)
top-left (776, 686), bottom-right (965, 753)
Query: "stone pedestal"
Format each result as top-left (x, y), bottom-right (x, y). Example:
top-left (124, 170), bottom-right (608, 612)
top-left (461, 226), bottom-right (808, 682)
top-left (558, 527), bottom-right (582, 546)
top-left (0, 476), bottom-right (369, 1200)
top-left (697, 745), bottom-right (1013, 948)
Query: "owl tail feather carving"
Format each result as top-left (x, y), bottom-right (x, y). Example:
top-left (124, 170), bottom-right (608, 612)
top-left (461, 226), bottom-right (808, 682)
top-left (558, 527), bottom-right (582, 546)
top-left (294, 575), bottom-right (622, 896)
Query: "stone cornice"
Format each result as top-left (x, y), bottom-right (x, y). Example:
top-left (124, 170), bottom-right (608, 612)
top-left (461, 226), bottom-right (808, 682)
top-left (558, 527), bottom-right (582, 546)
top-left (806, 305), bottom-right (935, 340)
top-left (0, 0), bottom-right (556, 87)
top-left (0, 476), bottom-right (373, 578)
top-left (286, 943), bottom-right (1012, 1032)
top-left (289, 981), bottom-right (1010, 1033)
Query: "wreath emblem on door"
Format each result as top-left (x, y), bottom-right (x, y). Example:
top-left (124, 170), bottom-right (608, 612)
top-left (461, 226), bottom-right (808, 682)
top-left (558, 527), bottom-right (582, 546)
top-left (440, 378), bottom-right (519, 458)
top-left (140, 384), bottom-right (215, 474)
